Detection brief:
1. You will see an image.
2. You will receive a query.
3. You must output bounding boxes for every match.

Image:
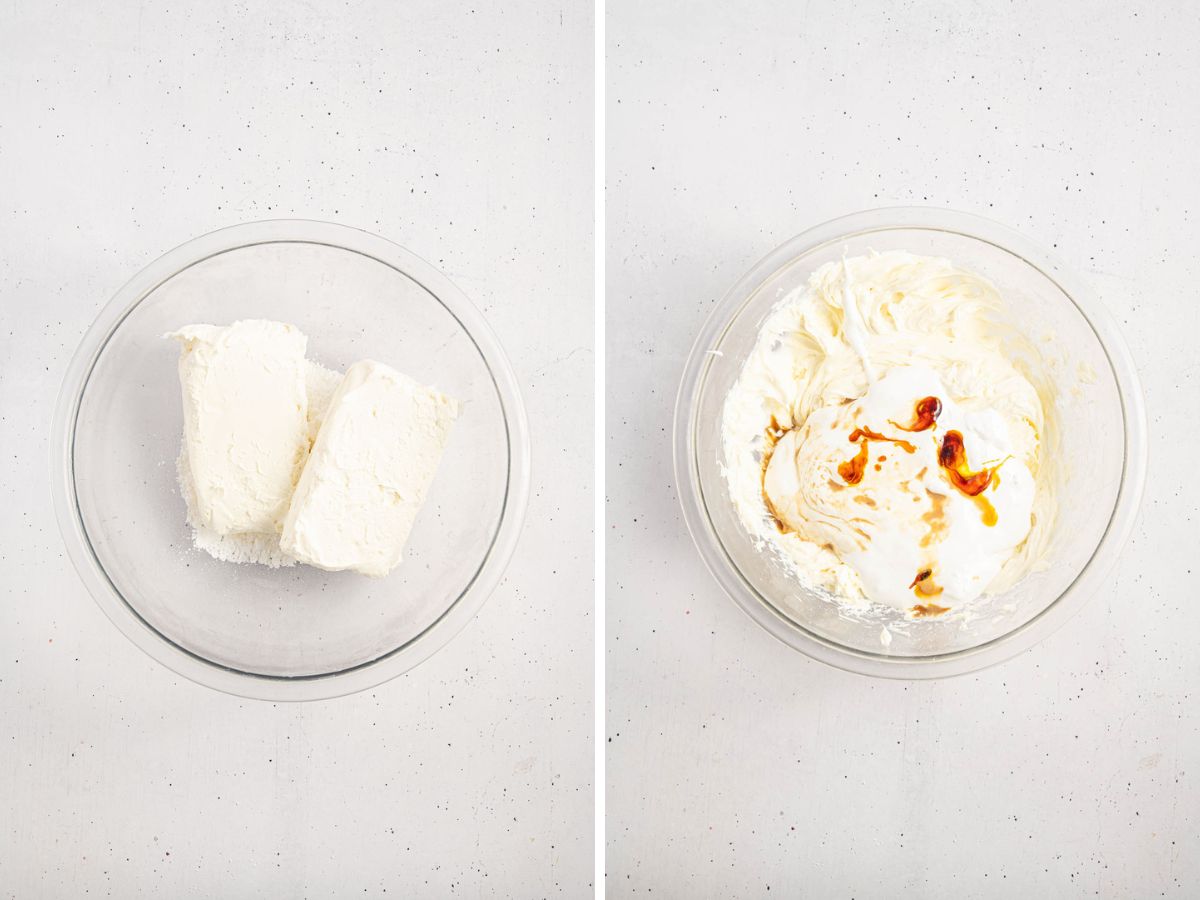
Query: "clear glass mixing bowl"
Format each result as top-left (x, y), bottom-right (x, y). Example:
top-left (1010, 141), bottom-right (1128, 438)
top-left (674, 208), bottom-right (1147, 678)
top-left (52, 220), bottom-right (530, 700)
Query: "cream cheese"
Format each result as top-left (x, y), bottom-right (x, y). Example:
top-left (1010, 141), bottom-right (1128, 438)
top-left (176, 360), bottom-right (342, 568)
top-left (168, 320), bottom-right (309, 536)
top-left (279, 359), bottom-right (459, 578)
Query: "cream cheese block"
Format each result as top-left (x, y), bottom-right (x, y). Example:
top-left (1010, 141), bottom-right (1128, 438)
top-left (280, 359), bottom-right (459, 577)
top-left (168, 320), bottom-right (309, 536)
top-left (175, 360), bottom-right (343, 568)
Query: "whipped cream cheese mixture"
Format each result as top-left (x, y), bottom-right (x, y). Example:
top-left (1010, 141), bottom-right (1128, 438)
top-left (168, 320), bottom-right (458, 577)
top-left (721, 251), bottom-right (1058, 617)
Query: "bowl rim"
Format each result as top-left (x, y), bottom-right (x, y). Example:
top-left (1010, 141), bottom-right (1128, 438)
top-left (50, 218), bottom-right (532, 701)
top-left (673, 206), bottom-right (1148, 679)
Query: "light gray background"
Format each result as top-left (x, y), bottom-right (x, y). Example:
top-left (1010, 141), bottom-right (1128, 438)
top-left (608, 1), bottom-right (1196, 897)
top-left (0, 1), bottom-right (592, 896)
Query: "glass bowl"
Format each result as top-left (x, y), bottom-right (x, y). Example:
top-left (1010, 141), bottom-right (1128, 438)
top-left (52, 220), bottom-right (530, 700)
top-left (674, 208), bottom-right (1147, 678)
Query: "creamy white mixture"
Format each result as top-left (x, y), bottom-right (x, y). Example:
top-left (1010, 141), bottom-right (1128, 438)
top-left (169, 320), bottom-right (457, 577)
top-left (721, 251), bottom-right (1057, 616)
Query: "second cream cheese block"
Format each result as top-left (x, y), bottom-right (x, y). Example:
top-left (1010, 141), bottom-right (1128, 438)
top-left (280, 359), bottom-right (460, 577)
top-left (168, 320), bottom-right (310, 536)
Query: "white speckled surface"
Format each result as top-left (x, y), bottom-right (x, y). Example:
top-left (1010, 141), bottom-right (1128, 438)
top-left (607, 1), bottom-right (1197, 896)
top-left (0, 1), bottom-right (592, 895)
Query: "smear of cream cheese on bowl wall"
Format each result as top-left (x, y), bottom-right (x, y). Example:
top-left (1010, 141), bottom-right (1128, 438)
top-left (720, 251), bottom-right (1060, 621)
